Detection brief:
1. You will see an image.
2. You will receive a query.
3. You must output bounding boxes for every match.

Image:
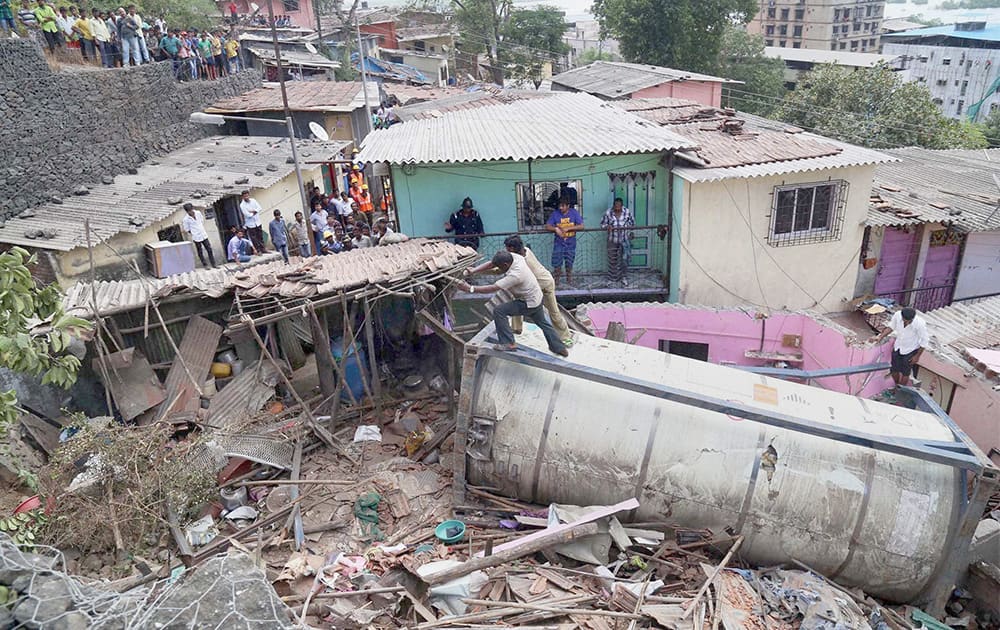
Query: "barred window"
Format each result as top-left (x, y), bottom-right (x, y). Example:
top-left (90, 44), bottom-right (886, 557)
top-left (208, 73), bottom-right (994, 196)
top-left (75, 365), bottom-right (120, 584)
top-left (768, 181), bottom-right (847, 246)
top-left (515, 180), bottom-right (582, 230)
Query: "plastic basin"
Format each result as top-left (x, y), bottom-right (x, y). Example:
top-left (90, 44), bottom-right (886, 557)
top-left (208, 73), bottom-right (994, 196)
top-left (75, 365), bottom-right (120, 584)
top-left (434, 519), bottom-right (466, 544)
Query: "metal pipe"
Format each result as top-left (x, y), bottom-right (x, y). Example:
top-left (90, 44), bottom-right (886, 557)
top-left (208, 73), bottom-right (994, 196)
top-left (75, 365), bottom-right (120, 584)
top-left (354, 12), bottom-right (373, 136)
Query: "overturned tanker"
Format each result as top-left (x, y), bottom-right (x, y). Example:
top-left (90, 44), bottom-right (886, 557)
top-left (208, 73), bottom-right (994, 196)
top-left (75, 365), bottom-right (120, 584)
top-left (456, 325), bottom-right (998, 606)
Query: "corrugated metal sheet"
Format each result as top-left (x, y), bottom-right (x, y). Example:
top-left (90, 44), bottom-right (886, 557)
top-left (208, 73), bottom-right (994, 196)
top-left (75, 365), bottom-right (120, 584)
top-left (921, 295), bottom-right (1000, 370)
top-left (247, 46), bottom-right (342, 70)
top-left (94, 348), bottom-right (166, 421)
top-left (763, 46), bottom-right (903, 67)
top-left (157, 315), bottom-right (223, 419)
top-left (382, 84), bottom-right (470, 105)
top-left (206, 82), bottom-right (367, 113)
top-left (551, 61), bottom-right (736, 99)
top-left (867, 147), bottom-right (1000, 232)
top-left (0, 137), bottom-right (349, 252)
top-left (63, 253), bottom-right (282, 317)
top-left (207, 361), bottom-right (281, 430)
top-left (393, 90), bottom-right (549, 122)
top-left (358, 93), bottom-right (696, 165)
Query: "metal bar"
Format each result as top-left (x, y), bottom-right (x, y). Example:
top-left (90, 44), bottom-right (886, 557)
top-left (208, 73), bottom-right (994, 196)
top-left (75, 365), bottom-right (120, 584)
top-left (474, 343), bottom-right (985, 472)
top-left (904, 386), bottom-right (997, 468)
top-left (738, 362), bottom-right (890, 378)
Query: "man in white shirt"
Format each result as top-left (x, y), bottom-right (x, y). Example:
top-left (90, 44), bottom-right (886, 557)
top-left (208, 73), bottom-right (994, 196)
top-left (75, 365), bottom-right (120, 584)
top-left (181, 203), bottom-right (216, 267)
top-left (456, 251), bottom-right (568, 357)
top-left (870, 307), bottom-right (930, 387)
top-left (332, 191), bottom-right (353, 226)
top-left (309, 200), bottom-right (328, 254)
top-left (239, 190), bottom-right (266, 253)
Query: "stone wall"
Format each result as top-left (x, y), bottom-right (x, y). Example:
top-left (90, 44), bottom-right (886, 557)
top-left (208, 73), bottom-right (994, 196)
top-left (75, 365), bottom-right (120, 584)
top-left (0, 38), bottom-right (262, 216)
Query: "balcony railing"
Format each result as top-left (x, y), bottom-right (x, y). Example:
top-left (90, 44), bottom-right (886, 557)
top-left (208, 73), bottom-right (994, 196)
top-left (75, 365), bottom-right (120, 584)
top-left (422, 225), bottom-right (670, 297)
top-left (876, 284), bottom-right (955, 313)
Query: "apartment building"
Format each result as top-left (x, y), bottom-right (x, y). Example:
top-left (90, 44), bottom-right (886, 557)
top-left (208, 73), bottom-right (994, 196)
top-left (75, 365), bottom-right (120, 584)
top-left (748, 0), bottom-right (885, 53)
top-left (883, 22), bottom-right (1000, 121)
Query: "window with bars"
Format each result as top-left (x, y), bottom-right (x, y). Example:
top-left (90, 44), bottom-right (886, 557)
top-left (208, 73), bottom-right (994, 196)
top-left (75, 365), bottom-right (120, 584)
top-left (515, 180), bottom-right (583, 230)
top-left (768, 181), bottom-right (847, 246)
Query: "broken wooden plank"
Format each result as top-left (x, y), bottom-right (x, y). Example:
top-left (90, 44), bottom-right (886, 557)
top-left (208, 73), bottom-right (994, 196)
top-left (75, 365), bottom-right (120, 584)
top-left (492, 498), bottom-right (640, 556)
top-left (681, 535), bottom-right (744, 620)
top-left (608, 517), bottom-right (632, 551)
top-left (422, 522), bottom-right (601, 585)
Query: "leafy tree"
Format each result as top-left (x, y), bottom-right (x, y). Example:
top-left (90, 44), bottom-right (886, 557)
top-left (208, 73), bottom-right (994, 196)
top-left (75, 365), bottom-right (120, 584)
top-left (0, 248), bottom-right (90, 432)
top-left (982, 108), bottom-right (1000, 147)
top-left (576, 47), bottom-right (618, 65)
top-left (135, 0), bottom-right (217, 30)
top-left (501, 6), bottom-right (569, 82)
top-left (715, 27), bottom-right (785, 116)
top-left (774, 63), bottom-right (988, 149)
top-left (591, 0), bottom-right (755, 74)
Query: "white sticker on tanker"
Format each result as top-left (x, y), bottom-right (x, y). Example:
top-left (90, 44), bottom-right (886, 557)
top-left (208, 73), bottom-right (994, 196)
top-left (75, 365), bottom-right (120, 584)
top-left (886, 489), bottom-right (932, 556)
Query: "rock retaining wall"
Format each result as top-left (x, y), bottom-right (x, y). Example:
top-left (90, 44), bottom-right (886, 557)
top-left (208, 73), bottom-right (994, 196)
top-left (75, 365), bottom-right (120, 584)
top-left (0, 38), bottom-right (261, 217)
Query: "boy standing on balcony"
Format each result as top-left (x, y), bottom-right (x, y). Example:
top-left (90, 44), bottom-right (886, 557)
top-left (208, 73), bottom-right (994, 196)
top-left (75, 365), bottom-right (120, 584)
top-left (546, 197), bottom-right (583, 287)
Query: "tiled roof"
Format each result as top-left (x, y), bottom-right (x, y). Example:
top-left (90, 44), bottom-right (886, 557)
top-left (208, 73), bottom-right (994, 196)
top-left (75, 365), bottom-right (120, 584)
top-left (551, 61), bottom-right (737, 100)
top-left (868, 148), bottom-right (1000, 232)
top-left (207, 82), bottom-right (371, 114)
top-left (358, 93), bottom-right (695, 165)
top-left (921, 296), bottom-right (1000, 378)
top-left (1, 136), bottom-right (350, 252)
top-left (382, 83), bottom-right (470, 105)
top-left (246, 46), bottom-right (342, 70)
top-left (623, 98), bottom-right (893, 179)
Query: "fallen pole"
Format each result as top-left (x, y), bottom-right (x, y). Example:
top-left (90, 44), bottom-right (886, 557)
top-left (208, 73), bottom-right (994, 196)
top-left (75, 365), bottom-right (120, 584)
top-left (681, 534), bottom-right (744, 620)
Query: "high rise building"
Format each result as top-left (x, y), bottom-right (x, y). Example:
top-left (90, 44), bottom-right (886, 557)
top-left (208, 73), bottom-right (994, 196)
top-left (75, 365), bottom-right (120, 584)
top-left (747, 0), bottom-right (886, 53)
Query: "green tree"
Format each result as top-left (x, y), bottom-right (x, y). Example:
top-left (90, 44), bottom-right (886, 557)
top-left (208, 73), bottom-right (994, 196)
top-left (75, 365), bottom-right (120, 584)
top-left (591, 0), bottom-right (755, 73)
top-left (0, 248), bottom-right (90, 431)
top-left (576, 47), bottom-right (618, 65)
top-left (715, 27), bottom-right (785, 116)
top-left (983, 108), bottom-right (1000, 147)
top-left (135, 0), bottom-right (217, 30)
top-left (501, 6), bottom-right (569, 82)
top-left (774, 63), bottom-right (988, 149)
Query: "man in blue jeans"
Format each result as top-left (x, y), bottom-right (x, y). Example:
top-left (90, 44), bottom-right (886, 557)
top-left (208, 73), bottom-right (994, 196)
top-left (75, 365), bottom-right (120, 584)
top-left (227, 228), bottom-right (255, 263)
top-left (269, 209), bottom-right (289, 263)
top-left (456, 251), bottom-right (569, 357)
top-left (545, 196), bottom-right (583, 286)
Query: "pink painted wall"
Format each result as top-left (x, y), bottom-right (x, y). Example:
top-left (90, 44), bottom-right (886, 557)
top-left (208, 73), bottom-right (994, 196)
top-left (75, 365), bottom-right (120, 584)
top-left (633, 81), bottom-right (723, 108)
top-left (224, 0), bottom-right (316, 30)
top-left (918, 353), bottom-right (1000, 463)
top-left (584, 304), bottom-right (892, 397)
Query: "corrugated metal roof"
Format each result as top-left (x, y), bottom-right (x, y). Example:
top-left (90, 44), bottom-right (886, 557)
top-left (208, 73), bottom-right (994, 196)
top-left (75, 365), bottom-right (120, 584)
top-left (62, 253), bottom-right (283, 317)
top-left (358, 93), bottom-right (695, 164)
top-left (207, 361), bottom-right (281, 429)
top-left (867, 147), bottom-right (1000, 232)
top-left (206, 81), bottom-right (375, 113)
top-left (882, 23), bottom-right (1000, 43)
top-left (670, 121), bottom-right (843, 169)
top-left (1, 137), bottom-right (349, 252)
top-left (383, 83), bottom-right (470, 105)
top-left (393, 90), bottom-right (549, 121)
top-left (247, 46), bottom-right (342, 70)
top-left (763, 46), bottom-right (903, 68)
top-left (158, 315), bottom-right (223, 419)
top-left (921, 296), bottom-right (1000, 374)
top-left (396, 25), bottom-right (455, 42)
top-left (551, 61), bottom-right (737, 100)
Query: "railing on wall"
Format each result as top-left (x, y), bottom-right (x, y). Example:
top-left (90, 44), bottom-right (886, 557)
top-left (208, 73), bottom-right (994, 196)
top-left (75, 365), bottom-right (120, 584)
top-left (421, 225), bottom-right (670, 295)
top-left (877, 284), bottom-right (956, 313)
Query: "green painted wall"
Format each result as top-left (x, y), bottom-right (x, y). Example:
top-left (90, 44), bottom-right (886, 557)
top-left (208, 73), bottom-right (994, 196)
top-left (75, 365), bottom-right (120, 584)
top-left (390, 154), bottom-right (670, 274)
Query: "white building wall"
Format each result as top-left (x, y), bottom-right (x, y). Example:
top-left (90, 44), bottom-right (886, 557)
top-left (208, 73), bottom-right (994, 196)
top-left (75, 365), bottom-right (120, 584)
top-left (677, 164), bottom-right (876, 313)
top-left (749, 0), bottom-right (885, 52)
top-left (883, 42), bottom-right (1000, 121)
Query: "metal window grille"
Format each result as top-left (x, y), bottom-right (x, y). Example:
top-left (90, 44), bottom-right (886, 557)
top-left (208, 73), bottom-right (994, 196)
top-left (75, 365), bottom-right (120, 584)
top-left (515, 180), bottom-right (583, 231)
top-left (767, 180), bottom-right (848, 247)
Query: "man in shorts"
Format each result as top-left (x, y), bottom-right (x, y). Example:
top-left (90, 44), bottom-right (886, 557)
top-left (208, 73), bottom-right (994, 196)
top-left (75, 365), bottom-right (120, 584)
top-left (545, 196), bottom-right (583, 286)
top-left (870, 306), bottom-right (930, 388)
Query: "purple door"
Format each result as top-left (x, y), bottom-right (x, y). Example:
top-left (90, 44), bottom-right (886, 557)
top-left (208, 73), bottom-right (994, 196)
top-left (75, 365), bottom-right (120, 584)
top-left (914, 231), bottom-right (961, 311)
top-left (874, 228), bottom-right (919, 298)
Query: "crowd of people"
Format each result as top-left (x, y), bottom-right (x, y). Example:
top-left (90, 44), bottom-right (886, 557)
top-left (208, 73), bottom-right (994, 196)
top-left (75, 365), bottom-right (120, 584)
top-left (3, 0), bottom-right (242, 77)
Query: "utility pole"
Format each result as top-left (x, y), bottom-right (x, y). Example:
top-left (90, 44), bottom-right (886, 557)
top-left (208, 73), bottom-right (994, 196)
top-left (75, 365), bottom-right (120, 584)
top-left (354, 10), bottom-right (374, 135)
top-left (267, 0), bottom-right (315, 255)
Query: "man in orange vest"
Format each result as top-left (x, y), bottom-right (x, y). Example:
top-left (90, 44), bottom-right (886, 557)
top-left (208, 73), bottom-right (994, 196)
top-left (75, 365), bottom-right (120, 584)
top-left (349, 164), bottom-right (364, 190)
top-left (357, 183), bottom-right (375, 215)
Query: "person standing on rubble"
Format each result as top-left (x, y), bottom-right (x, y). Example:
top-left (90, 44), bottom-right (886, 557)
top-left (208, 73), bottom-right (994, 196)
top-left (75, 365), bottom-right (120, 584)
top-left (239, 190), bottom-right (266, 253)
top-left (456, 250), bottom-right (569, 357)
top-left (269, 209), bottom-right (289, 263)
top-left (869, 306), bottom-right (930, 388)
top-left (181, 203), bottom-right (216, 268)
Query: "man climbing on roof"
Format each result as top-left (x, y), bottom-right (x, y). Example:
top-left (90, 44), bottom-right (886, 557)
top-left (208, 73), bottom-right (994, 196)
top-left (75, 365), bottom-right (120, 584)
top-left (869, 306), bottom-right (930, 389)
top-left (456, 250), bottom-right (569, 357)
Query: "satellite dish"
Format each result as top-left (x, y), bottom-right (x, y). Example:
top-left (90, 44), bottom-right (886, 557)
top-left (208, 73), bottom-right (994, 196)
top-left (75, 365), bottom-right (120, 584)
top-left (305, 42), bottom-right (317, 54)
top-left (309, 121), bottom-right (330, 141)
